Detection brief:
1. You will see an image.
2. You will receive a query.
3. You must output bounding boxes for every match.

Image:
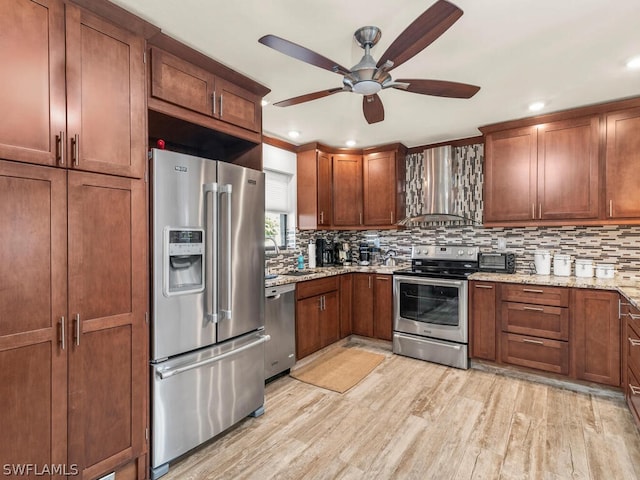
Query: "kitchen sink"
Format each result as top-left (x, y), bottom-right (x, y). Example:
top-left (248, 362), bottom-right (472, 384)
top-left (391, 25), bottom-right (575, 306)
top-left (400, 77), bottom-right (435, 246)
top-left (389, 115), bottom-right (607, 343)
top-left (283, 271), bottom-right (310, 276)
top-left (265, 274), bottom-right (278, 279)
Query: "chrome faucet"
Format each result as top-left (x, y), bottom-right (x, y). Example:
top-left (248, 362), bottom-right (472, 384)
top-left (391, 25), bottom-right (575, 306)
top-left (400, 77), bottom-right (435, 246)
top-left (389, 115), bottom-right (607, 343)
top-left (265, 237), bottom-right (280, 255)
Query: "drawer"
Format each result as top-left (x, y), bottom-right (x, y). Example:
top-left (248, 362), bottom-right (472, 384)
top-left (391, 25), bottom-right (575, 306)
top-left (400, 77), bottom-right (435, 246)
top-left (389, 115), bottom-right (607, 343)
top-left (501, 284), bottom-right (569, 307)
top-left (628, 320), bottom-right (640, 374)
top-left (501, 302), bottom-right (569, 341)
top-left (627, 304), bottom-right (640, 338)
top-left (296, 276), bottom-right (339, 300)
top-left (501, 332), bottom-right (569, 375)
top-left (627, 365), bottom-right (640, 426)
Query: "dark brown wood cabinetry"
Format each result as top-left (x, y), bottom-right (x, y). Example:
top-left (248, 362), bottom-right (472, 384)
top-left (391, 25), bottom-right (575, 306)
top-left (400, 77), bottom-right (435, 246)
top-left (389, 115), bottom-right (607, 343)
top-left (149, 47), bottom-right (262, 135)
top-left (623, 301), bottom-right (640, 427)
top-left (483, 116), bottom-right (599, 225)
top-left (352, 273), bottom-right (393, 340)
top-left (0, 161), bottom-right (147, 479)
top-left (605, 107), bottom-right (640, 219)
top-left (0, 0), bottom-right (146, 178)
top-left (296, 143), bottom-right (406, 230)
top-left (295, 277), bottom-right (340, 359)
top-left (571, 289), bottom-right (621, 387)
top-left (469, 281), bottom-right (497, 361)
top-left (339, 274), bottom-right (353, 338)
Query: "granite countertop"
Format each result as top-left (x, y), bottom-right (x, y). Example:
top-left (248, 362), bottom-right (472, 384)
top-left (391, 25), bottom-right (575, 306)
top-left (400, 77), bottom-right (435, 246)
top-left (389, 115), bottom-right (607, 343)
top-left (469, 272), bottom-right (640, 309)
top-left (265, 264), bottom-right (405, 288)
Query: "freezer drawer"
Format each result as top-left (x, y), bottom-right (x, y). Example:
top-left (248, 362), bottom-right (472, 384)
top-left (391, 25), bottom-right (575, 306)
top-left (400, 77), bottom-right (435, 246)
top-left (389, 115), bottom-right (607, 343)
top-left (151, 331), bottom-right (268, 473)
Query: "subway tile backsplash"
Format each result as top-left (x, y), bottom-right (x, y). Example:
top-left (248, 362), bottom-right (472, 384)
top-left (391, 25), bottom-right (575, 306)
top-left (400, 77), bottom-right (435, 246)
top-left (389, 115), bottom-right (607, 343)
top-left (267, 144), bottom-right (640, 282)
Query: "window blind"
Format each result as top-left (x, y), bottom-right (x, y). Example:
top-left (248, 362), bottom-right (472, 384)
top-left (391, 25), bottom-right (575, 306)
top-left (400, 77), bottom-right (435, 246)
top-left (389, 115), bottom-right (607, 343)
top-left (265, 169), bottom-right (291, 214)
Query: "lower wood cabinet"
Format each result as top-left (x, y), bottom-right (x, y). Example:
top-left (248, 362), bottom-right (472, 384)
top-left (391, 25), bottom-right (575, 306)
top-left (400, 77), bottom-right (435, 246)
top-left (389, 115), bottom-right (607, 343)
top-left (0, 160), bottom-right (147, 479)
top-left (339, 274), bottom-right (353, 338)
top-left (501, 332), bottom-right (569, 375)
top-left (625, 302), bottom-right (640, 427)
top-left (352, 273), bottom-right (392, 340)
top-left (469, 281), bottom-right (497, 361)
top-left (571, 289), bottom-right (621, 386)
top-left (295, 277), bottom-right (339, 359)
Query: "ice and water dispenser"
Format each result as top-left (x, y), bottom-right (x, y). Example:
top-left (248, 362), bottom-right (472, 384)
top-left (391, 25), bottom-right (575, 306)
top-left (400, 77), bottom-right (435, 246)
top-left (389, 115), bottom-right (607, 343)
top-left (163, 228), bottom-right (205, 296)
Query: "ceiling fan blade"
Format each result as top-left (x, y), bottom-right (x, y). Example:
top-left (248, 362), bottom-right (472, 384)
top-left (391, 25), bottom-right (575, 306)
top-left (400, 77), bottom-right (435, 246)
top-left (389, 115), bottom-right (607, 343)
top-left (363, 94), bottom-right (385, 124)
top-left (377, 0), bottom-right (463, 71)
top-left (259, 34), bottom-right (350, 75)
top-left (394, 79), bottom-right (480, 98)
top-left (273, 88), bottom-right (348, 107)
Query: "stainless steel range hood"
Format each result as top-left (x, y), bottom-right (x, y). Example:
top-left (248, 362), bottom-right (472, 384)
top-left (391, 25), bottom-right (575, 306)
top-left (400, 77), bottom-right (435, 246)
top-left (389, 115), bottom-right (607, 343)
top-left (399, 145), bottom-right (476, 225)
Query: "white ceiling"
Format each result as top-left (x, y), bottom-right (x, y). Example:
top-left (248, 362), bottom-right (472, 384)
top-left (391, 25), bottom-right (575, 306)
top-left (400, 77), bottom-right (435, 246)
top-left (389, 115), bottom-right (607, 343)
top-left (112, 0), bottom-right (640, 149)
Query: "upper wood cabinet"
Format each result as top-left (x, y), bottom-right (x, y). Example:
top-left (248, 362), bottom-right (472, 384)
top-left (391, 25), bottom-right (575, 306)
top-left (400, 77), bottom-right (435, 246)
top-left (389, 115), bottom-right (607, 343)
top-left (149, 46), bottom-right (262, 135)
top-left (363, 147), bottom-right (406, 227)
top-left (333, 154), bottom-right (363, 226)
top-left (605, 107), bottom-right (640, 219)
top-left (484, 116), bottom-right (599, 224)
top-left (296, 143), bottom-right (406, 230)
top-left (0, 0), bottom-right (146, 178)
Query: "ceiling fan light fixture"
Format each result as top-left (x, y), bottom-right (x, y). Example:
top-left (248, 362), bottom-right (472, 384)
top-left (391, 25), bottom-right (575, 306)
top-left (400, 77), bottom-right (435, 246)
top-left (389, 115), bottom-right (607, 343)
top-left (353, 80), bottom-right (382, 95)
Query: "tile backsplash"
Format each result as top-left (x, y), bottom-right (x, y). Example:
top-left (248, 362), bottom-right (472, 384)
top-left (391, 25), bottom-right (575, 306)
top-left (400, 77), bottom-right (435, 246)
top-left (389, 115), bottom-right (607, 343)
top-left (267, 144), bottom-right (640, 282)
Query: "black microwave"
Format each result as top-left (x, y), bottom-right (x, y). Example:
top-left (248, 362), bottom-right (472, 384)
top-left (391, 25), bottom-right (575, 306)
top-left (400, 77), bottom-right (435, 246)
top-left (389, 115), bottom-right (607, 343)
top-left (478, 252), bottom-right (516, 273)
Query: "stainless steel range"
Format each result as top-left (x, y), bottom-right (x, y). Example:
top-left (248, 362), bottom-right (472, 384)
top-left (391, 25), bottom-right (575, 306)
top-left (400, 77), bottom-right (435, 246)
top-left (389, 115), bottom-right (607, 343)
top-left (393, 245), bottom-right (479, 369)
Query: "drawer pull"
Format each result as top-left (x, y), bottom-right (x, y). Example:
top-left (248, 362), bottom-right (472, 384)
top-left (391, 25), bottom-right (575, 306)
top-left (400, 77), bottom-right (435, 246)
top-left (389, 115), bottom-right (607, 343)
top-left (629, 337), bottom-right (640, 347)
top-left (475, 285), bottom-right (493, 289)
top-left (522, 288), bottom-right (544, 294)
top-left (630, 384), bottom-right (640, 396)
top-left (523, 306), bottom-right (544, 312)
top-left (630, 313), bottom-right (640, 320)
top-left (522, 338), bottom-right (544, 345)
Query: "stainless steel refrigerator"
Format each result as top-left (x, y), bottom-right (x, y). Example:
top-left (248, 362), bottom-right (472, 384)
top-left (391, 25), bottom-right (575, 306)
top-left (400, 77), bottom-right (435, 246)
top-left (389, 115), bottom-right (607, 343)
top-left (149, 149), bottom-right (266, 479)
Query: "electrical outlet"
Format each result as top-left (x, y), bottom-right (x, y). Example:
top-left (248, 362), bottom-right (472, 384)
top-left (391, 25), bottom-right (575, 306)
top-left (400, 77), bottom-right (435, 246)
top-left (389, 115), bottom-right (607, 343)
top-left (497, 237), bottom-right (507, 250)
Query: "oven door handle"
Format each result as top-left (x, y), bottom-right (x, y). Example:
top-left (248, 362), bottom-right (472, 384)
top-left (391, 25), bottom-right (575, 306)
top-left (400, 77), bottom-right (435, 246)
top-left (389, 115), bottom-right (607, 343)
top-left (394, 275), bottom-right (464, 288)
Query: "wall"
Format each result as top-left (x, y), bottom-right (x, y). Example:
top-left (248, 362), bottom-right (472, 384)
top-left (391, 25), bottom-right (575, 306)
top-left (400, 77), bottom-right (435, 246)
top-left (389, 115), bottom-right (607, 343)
top-left (266, 144), bottom-right (640, 281)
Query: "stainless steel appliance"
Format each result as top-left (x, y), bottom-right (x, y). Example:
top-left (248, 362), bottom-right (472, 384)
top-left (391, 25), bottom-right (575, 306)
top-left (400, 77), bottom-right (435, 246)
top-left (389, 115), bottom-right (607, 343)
top-left (393, 245), bottom-right (479, 369)
top-left (315, 238), bottom-right (334, 266)
top-left (149, 149), bottom-right (267, 479)
top-left (478, 252), bottom-right (516, 273)
top-left (265, 283), bottom-right (296, 379)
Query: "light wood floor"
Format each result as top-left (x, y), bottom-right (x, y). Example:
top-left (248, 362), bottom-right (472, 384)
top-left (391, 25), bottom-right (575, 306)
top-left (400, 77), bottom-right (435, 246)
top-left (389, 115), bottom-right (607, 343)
top-left (163, 339), bottom-right (640, 479)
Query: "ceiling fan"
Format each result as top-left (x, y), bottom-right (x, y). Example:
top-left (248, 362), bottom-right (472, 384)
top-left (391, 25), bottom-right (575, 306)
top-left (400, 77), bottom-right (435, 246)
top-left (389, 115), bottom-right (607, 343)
top-left (258, 0), bottom-right (480, 124)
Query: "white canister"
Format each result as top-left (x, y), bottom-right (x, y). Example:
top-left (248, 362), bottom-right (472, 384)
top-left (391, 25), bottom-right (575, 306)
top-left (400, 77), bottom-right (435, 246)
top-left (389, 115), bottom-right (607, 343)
top-left (575, 259), bottom-right (594, 278)
top-left (595, 263), bottom-right (615, 279)
top-left (533, 250), bottom-right (551, 275)
top-left (553, 254), bottom-right (571, 276)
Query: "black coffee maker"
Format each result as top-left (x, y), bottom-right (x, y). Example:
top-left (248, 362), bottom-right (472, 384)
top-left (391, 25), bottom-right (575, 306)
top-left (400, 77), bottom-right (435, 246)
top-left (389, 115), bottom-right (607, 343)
top-left (315, 238), bottom-right (334, 266)
top-left (358, 243), bottom-right (370, 265)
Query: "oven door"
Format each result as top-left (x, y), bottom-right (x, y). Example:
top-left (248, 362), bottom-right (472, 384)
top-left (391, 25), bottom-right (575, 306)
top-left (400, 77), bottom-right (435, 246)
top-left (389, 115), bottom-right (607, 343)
top-left (393, 275), bottom-right (468, 344)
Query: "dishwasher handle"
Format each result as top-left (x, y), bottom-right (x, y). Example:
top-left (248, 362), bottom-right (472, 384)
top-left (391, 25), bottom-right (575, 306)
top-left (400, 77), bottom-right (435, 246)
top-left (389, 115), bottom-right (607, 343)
top-left (157, 334), bottom-right (270, 380)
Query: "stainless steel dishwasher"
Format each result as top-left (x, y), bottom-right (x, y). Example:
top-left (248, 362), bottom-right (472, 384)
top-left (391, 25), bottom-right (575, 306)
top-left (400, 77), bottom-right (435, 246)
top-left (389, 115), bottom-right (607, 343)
top-left (264, 283), bottom-right (296, 380)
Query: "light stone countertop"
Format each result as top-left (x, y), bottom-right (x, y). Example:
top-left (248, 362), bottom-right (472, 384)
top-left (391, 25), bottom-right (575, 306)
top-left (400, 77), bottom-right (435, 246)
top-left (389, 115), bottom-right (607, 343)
top-left (264, 264), bottom-right (406, 288)
top-left (469, 272), bottom-right (640, 309)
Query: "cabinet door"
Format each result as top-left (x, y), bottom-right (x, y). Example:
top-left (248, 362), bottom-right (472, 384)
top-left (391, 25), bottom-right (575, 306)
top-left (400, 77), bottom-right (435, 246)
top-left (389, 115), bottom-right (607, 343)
top-left (320, 291), bottom-right (340, 347)
top-left (66, 5), bottom-right (146, 178)
top-left (606, 107), bottom-right (640, 219)
top-left (296, 149), bottom-right (319, 230)
top-left (537, 116), bottom-right (599, 220)
top-left (0, 0), bottom-right (66, 166)
top-left (373, 275), bottom-right (393, 340)
top-left (571, 289), bottom-right (621, 386)
top-left (332, 154), bottom-right (363, 226)
top-left (296, 296), bottom-right (322, 359)
top-left (149, 47), bottom-right (215, 117)
top-left (484, 127), bottom-right (537, 223)
top-left (317, 152), bottom-right (333, 227)
top-left (469, 281), bottom-right (497, 361)
top-left (352, 274), bottom-right (374, 337)
top-left (216, 77), bottom-right (261, 132)
top-left (363, 151), bottom-right (396, 226)
top-left (67, 172), bottom-right (146, 478)
top-left (339, 274), bottom-right (353, 338)
top-left (0, 161), bottom-right (68, 472)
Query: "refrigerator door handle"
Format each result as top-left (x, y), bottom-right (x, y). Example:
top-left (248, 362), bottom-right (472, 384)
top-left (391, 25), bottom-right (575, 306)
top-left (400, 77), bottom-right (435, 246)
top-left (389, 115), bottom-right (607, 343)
top-left (204, 182), bottom-right (219, 323)
top-left (156, 334), bottom-right (270, 379)
top-left (220, 184), bottom-right (233, 321)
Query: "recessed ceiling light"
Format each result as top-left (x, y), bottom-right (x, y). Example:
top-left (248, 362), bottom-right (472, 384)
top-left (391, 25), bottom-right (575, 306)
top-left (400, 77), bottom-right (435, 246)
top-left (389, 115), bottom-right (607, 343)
top-left (528, 101), bottom-right (545, 112)
top-left (345, 140), bottom-right (356, 147)
top-left (626, 56), bottom-right (640, 70)
top-left (287, 130), bottom-right (300, 139)
top-left (261, 99), bottom-right (270, 107)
